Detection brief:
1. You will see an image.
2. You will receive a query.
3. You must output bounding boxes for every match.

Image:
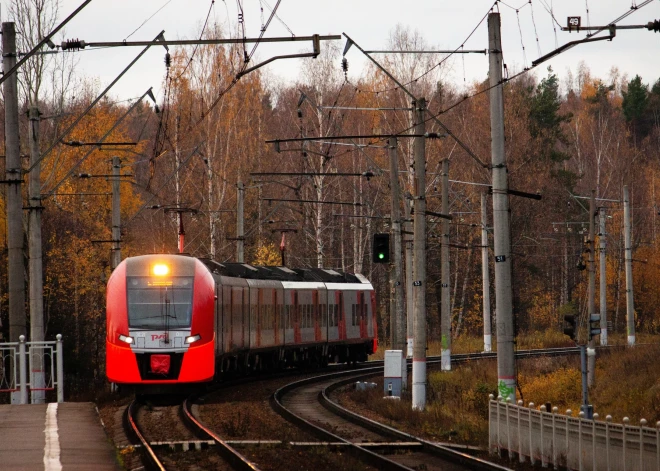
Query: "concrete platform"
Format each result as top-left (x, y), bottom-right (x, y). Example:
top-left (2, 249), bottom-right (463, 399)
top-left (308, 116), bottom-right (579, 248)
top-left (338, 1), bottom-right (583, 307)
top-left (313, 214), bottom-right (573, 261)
top-left (0, 402), bottom-right (121, 471)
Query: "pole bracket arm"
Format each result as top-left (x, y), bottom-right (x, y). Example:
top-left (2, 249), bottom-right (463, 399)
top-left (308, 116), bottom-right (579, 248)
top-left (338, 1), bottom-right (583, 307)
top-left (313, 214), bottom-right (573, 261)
top-left (236, 35), bottom-right (320, 78)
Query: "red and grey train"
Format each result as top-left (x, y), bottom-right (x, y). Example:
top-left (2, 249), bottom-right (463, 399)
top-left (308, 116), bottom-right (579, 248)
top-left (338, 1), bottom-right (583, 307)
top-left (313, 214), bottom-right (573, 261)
top-left (106, 254), bottom-right (378, 391)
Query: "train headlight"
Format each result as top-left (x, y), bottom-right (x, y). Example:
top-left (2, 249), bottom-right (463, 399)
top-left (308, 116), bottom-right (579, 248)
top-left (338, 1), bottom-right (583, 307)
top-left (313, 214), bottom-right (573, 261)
top-left (184, 334), bottom-right (201, 344)
top-left (152, 263), bottom-right (170, 276)
top-left (118, 334), bottom-right (134, 344)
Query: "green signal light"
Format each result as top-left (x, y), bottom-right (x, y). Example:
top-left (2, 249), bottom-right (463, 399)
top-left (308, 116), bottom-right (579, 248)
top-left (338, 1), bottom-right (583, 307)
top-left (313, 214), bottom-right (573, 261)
top-left (378, 253), bottom-right (385, 259)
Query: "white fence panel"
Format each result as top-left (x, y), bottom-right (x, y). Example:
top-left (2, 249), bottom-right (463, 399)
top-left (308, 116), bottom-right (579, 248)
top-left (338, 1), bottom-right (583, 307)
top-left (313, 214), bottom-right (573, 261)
top-left (489, 396), bottom-right (660, 471)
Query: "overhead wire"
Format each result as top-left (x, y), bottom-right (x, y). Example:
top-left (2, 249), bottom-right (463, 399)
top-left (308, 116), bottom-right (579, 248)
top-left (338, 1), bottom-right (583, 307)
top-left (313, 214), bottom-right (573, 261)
top-left (123, 0), bottom-right (172, 41)
top-left (346, 2), bottom-right (494, 95)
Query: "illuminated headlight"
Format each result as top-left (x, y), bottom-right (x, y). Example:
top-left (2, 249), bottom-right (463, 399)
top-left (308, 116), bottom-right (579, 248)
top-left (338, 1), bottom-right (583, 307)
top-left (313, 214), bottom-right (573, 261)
top-left (118, 334), bottom-right (134, 344)
top-left (184, 334), bottom-right (201, 344)
top-left (152, 263), bottom-right (170, 276)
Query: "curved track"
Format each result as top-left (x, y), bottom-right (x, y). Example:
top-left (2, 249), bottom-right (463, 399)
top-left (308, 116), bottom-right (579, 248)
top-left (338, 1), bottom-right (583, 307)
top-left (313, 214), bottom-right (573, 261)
top-left (125, 400), bottom-right (167, 471)
top-left (121, 346), bottom-right (586, 470)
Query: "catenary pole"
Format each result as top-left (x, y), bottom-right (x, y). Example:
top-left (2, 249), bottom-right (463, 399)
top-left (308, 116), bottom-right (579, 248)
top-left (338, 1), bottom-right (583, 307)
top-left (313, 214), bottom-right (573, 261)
top-left (237, 181), bottom-right (245, 262)
top-left (412, 98), bottom-right (427, 410)
top-left (28, 106), bottom-right (45, 404)
top-left (111, 156), bottom-right (122, 269)
top-left (587, 190), bottom-right (596, 387)
top-left (3, 23), bottom-right (27, 406)
top-left (403, 198), bottom-right (414, 359)
top-left (488, 13), bottom-right (516, 402)
top-left (481, 192), bottom-right (492, 352)
top-left (599, 207), bottom-right (607, 346)
top-left (440, 159), bottom-right (451, 371)
top-left (388, 137), bottom-right (407, 388)
top-left (623, 185), bottom-right (635, 346)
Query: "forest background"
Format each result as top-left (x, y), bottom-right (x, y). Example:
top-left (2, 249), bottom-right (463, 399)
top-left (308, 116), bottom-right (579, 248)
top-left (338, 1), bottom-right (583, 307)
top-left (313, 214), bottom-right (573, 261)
top-left (2, 0), bottom-right (660, 397)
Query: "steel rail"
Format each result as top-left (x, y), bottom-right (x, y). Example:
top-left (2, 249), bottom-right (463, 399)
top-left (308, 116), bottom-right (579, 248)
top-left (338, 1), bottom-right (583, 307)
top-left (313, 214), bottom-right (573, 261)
top-left (125, 400), bottom-right (166, 471)
top-left (182, 397), bottom-right (261, 471)
top-left (271, 367), bottom-right (414, 471)
top-left (271, 346), bottom-right (592, 471)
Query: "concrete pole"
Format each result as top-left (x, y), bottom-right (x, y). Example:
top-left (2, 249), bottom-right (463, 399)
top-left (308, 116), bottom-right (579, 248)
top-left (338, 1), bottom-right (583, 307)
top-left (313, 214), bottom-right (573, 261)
top-left (488, 13), bottom-right (516, 402)
top-left (111, 156), bottom-right (122, 269)
top-left (28, 106), bottom-right (45, 404)
top-left (388, 137), bottom-right (407, 389)
top-left (412, 98), bottom-right (427, 411)
top-left (481, 192), bottom-right (492, 352)
top-left (403, 202), bottom-right (414, 359)
top-left (440, 159), bottom-right (451, 371)
top-left (599, 207), bottom-right (608, 346)
top-left (237, 180), bottom-right (245, 263)
top-left (587, 191), bottom-right (596, 387)
top-left (623, 185), bottom-right (635, 346)
top-left (4, 23), bottom-right (26, 406)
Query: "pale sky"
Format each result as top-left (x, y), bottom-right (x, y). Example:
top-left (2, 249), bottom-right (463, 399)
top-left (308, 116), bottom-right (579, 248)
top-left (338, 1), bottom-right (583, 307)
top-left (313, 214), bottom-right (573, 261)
top-left (10, 0), bottom-right (660, 102)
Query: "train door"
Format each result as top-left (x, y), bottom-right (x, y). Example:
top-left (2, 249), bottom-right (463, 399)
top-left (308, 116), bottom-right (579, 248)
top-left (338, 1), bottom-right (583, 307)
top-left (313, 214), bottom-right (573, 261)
top-left (284, 289), bottom-right (294, 345)
top-left (344, 290), bottom-right (357, 340)
top-left (358, 291), bottom-right (367, 338)
top-left (369, 290), bottom-right (376, 338)
top-left (273, 288), bottom-right (281, 346)
top-left (230, 280), bottom-right (248, 350)
top-left (293, 290), bottom-right (301, 344)
top-left (327, 290), bottom-right (338, 342)
top-left (337, 291), bottom-right (346, 341)
top-left (243, 286), bottom-right (250, 350)
top-left (222, 283), bottom-right (232, 354)
top-left (313, 290), bottom-right (321, 342)
top-left (260, 284), bottom-right (275, 348)
top-left (215, 283), bottom-right (223, 354)
top-left (318, 286), bottom-right (328, 342)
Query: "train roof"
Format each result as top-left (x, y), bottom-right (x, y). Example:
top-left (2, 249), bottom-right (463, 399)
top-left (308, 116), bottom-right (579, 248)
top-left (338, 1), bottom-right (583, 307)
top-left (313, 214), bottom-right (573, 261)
top-left (198, 258), bottom-right (365, 284)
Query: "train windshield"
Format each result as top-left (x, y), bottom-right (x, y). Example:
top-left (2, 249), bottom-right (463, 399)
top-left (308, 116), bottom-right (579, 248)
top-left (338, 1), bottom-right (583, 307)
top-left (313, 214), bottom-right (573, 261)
top-left (126, 276), bottom-right (194, 328)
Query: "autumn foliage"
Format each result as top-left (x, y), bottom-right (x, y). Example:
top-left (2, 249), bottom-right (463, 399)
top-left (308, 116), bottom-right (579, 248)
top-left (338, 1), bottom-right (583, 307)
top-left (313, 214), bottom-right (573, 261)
top-left (1, 20), bottom-right (660, 396)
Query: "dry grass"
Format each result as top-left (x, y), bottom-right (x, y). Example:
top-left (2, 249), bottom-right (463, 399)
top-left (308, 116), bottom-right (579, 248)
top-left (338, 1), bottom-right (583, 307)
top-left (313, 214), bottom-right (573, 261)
top-left (357, 335), bottom-right (660, 448)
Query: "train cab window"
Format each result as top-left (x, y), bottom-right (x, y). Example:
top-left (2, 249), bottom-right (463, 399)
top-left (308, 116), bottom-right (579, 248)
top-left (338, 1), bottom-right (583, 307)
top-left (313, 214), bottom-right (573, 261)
top-left (126, 276), bottom-right (194, 328)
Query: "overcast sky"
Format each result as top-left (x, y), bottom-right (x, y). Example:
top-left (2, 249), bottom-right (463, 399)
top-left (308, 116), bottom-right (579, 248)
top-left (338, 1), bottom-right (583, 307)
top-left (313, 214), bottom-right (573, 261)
top-left (25, 0), bottom-right (660, 102)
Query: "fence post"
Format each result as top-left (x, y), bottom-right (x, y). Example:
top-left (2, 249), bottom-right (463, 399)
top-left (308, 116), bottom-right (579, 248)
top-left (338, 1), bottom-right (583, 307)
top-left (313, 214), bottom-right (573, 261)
top-left (606, 415), bottom-right (612, 471)
top-left (18, 336), bottom-right (27, 404)
top-left (552, 406), bottom-right (558, 469)
top-left (506, 397), bottom-right (512, 460)
top-left (656, 421), bottom-right (660, 471)
top-left (592, 413), bottom-right (599, 471)
top-left (540, 405), bottom-right (546, 467)
top-left (56, 334), bottom-right (63, 403)
top-left (529, 403), bottom-right (536, 465)
top-left (489, 394), bottom-right (494, 454)
top-left (579, 411), bottom-right (585, 471)
top-left (497, 395), bottom-right (502, 457)
top-left (566, 409), bottom-right (572, 468)
top-left (640, 419), bottom-right (647, 471)
top-left (518, 400), bottom-right (524, 462)
top-left (623, 417), bottom-right (629, 471)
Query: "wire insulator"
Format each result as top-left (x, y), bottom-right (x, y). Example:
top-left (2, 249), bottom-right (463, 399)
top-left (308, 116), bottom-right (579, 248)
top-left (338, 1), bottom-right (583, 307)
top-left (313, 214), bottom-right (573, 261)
top-left (165, 52), bottom-right (171, 68)
top-left (61, 39), bottom-right (86, 51)
top-left (341, 58), bottom-right (348, 76)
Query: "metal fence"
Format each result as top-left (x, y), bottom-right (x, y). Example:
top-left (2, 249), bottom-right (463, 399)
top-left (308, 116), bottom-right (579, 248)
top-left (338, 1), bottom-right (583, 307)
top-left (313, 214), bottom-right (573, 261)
top-left (489, 395), bottom-right (660, 470)
top-left (0, 334), bottom-right (63, 404)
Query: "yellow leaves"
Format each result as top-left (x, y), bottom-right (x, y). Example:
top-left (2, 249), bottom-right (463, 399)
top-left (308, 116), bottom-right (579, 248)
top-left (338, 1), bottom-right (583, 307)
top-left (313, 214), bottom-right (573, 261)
top-left (251, 243), bottom-right (281, 266)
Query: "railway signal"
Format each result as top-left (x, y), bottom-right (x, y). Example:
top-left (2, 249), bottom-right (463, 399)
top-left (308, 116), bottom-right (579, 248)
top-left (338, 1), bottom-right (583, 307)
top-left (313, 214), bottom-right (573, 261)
top-left (373, 233), bottom-right (390, 264)
top-left (588, 314), bottom-right (601, 341)
top-left (563, 314), bottom-right (577, 341)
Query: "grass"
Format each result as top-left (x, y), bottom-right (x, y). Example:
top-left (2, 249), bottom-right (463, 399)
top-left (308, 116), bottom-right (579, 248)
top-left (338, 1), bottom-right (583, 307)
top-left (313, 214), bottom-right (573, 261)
top-left (356, 332), bottom-right (660, 448)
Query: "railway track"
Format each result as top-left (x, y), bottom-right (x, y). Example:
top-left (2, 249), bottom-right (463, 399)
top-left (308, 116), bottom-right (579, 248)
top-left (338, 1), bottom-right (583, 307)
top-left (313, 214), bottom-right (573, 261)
top-left (120, 346), bottom-right (585, 470)
top-left (272, 363), bottom-right (511, 471)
